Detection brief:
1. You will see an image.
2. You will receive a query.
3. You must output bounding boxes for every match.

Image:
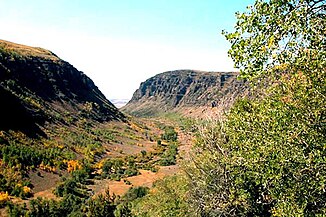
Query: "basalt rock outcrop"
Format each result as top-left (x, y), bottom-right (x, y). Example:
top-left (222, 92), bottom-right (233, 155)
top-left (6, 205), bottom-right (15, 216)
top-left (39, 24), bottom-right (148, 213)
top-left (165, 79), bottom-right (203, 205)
top-left (122, 70), bottom-right (247, 117)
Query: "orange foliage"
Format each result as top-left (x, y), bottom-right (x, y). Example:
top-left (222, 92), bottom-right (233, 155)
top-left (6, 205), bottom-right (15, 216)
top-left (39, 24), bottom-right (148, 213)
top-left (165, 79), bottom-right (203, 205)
top-left (95, 160), bottom-right (104, 169)
top-left (66, 160), bottom-right (82, 172)
top-left (23, 186), bottom-right (31, 194)
top-left (0, 192), bottom-right (9, 206)
top-left (57, 144), bottom-right (64, 149)
top-left (39, 162), bottom-right (56, 173)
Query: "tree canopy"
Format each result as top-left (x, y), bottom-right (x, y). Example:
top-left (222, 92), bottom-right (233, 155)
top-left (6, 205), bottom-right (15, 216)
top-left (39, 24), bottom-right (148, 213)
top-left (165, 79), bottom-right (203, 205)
top-left (223, 0), bottom-right (325, 80)
top-left (186, 0), bottom-right (326, 216)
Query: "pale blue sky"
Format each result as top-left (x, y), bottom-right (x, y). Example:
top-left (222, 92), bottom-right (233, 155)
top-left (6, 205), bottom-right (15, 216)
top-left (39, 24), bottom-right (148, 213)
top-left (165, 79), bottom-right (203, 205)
top-left (0, 0), bottom-right (254, 100)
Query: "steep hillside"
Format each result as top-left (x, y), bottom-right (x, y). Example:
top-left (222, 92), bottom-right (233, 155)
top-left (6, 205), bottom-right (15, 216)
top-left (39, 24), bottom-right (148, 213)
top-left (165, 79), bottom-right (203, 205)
top-left (0, 39), bottom-right (125, 136)
top-left (122, 70), bottom-right (247, 117)
top-left (0, 41), bottom-right (191, 215)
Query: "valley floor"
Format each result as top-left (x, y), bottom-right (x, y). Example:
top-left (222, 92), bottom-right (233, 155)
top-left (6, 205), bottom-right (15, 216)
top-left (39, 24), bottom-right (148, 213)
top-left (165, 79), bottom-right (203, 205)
top-left (0, 115), bottom-right (194, 216)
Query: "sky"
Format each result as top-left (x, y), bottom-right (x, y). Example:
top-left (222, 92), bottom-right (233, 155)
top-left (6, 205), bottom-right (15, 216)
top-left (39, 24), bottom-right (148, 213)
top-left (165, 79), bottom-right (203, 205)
top-left (0, 0), bottom-right (255, 100)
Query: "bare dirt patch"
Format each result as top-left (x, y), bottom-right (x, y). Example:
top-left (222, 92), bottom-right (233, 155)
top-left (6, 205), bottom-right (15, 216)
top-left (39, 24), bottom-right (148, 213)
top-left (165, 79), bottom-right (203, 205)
top-left (33, 188), bottom-right (57, 200)
top-left (104, 141), bottom-right (155, 158)
top-left (91, 165), bottom-right (180, 197)
top-left (29, 169), bottom-right (61, 193)
top-left (0, 208), bottom-right (7, 217)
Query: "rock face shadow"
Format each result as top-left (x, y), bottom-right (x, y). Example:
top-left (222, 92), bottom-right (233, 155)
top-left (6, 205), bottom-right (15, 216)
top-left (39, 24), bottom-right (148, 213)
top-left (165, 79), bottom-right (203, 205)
top-left (0, 86), bottom-right (45, 138)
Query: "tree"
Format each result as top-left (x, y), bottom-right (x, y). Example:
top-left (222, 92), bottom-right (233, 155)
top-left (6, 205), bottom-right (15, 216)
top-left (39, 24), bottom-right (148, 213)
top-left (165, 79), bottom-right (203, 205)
top-left (86, 189), bottom-right (116, 217)
top-left (161, 126), bottom-right (178, 142)
top-left (187, 0), bottom-right (325, 216)
top-left (132, 175), bottom-right (190, 217)
top-left (223, 0), bottom-right (325, 80)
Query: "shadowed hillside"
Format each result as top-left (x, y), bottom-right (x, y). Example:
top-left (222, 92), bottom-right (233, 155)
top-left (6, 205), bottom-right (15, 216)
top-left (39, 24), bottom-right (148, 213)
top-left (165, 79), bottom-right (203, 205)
top-left (0, 39), bottom-right (125, 136)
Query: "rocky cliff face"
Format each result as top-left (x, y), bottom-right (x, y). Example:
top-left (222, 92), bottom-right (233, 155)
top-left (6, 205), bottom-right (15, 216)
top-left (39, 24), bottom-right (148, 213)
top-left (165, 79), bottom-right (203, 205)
top-left (122, 70), bottom-right (247, 117)
top-left (0, 39), bottom-right (124, 136)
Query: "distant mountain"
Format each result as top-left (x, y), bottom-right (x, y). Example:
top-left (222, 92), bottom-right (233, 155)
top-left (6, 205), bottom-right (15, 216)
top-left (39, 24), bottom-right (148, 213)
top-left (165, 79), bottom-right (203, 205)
top-left (0, 39), bottom-right (125, 136)
top-left (110, 99), bottom-right (130, 108)
top-left (122, 70), bottom-right (248, 117)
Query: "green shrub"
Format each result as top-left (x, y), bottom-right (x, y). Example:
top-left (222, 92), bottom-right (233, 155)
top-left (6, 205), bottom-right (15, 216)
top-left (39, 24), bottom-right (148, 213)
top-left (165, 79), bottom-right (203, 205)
top-left (161, 126), bottom-right (178, 142)
top-left (132, 175), bottom-right (190, 216)
top-left (122, 186), bottom-right (149, 202)
top-left (185, 0), bottom-right (325, 215)
top-left (188, 67), bottom-right (326, 215)
top-left (159, 143), bottom-right (178, 166)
